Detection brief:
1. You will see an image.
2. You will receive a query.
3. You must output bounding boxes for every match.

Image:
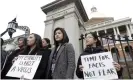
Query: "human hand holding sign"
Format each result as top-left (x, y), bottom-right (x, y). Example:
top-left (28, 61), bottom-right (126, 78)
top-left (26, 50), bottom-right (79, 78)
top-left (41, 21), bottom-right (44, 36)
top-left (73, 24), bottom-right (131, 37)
top-left (79, 65), bottom-right (84, 71)
top-left (113, 62), bottom-right (121, 71)
top-left (12, 57), bottom-right (18, 64)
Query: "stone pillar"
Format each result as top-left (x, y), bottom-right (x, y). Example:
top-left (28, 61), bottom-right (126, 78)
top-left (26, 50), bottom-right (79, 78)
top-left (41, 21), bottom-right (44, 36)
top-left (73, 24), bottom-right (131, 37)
top-left (129, 24), bottom-right (133, 34)
top-left (44, 20), bottom-right (55, 45)
top-left (64, 13), bottom-right (81, 63)
top-left (116, 27), bottom-right (120, 35)
top-left (113, 27), bottom-right (117, 39)
top-left (126, 24), bottom-right (132, 39)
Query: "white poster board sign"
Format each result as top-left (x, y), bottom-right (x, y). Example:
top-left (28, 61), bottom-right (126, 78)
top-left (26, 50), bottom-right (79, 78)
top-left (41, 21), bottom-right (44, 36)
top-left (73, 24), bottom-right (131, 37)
top-left (81, 52), bottom-right (118, 79)
top-left (6, 55), bottom-right (42, 79)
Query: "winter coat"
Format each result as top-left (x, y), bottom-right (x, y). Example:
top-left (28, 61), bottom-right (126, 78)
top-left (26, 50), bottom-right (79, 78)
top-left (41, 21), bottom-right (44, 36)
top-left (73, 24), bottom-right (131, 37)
top-left (45, 43), bottom-right (75, 79)
top-left (76, 46), bottom-right (123, 79)
top-left (1, 48), bottom-right (50, 79)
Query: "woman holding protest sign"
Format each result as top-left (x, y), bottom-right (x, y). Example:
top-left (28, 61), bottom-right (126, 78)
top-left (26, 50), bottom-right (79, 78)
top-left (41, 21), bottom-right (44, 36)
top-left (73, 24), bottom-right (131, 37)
top-left (1, 37), bottom-right (27, 79)
top-left (19, 33), bottom-right (50, 79)
top-left (1, 33), bottom-right (50, 79)
top-left (45, 27), bottom-right (75, 79)
top-left (76, 32), bottom-right (123, 79)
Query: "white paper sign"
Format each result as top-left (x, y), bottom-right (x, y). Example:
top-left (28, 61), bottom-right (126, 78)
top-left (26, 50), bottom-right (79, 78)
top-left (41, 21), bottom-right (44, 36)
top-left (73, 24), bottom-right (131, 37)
top-left (6, 55), bottom-right (42, 79)
top-left (81, 52), bottom-right (118, 79)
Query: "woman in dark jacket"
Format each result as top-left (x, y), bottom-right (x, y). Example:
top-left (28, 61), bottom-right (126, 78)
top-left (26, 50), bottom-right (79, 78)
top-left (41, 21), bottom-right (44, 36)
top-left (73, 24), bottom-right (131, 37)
top-left (1, 37), bottom-right (27, 79)
top-left (41, 38), bottom-right (52, 78)
top-left (42, 38), bottom-right (51, 56)
top-left (46, 27), bottom-right (75, 79)
top-left (76, 32), bottom-right (123, 79)
top-left (2, 33), bottom-right (50, 79)
top-left (42, 38), bottom-right (51, 49)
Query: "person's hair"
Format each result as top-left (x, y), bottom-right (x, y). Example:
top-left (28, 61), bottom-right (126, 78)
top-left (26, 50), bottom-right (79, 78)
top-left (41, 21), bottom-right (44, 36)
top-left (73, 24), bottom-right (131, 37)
top-left (43, 38), bottom-right (51, 48)
top-left (104, 48), bottom-right (108, 52)
top-left (30, 33), bottom-right (42, 49)
top-left (21, 33), bottom-right (42, 55)
top-left (17, 37), bottom-right (27, 46)
top-left (1, 38), bottom-right (4, 46)
top-left (85, 32), bottom-right (101, 47)
top-left (53, 27), bottom-right (69, 47)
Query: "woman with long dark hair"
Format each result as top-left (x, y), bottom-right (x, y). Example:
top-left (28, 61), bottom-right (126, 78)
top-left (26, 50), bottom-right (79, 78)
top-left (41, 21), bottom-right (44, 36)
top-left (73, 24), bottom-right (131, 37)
top-left (46, 27), bottom-right (75, 79)
top-left (42, 38), bottom-right (51, 49)
top-left (2, 33), bottom-right (50, 79)
top-left (42, 38), bottom-right (51, 56)
top-left (76, 32), bottom-right (123, 79)
top-left (21, 33), bottom-right (50, 79)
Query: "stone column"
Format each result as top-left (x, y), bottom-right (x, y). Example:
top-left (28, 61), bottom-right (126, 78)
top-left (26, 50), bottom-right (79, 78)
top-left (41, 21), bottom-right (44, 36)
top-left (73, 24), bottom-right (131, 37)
top-left (44, 20), bottom-right (55, 45)
top-left (64, 13), bottom-right (81, 64)
top-left (113, 27), bottom-right (117, 39)
top-left (126, 24), bottom-right (132, 39)
top-left (116, 27), bottom-right (120, 35)
top-left (129, 24), bottom-right (133, 34)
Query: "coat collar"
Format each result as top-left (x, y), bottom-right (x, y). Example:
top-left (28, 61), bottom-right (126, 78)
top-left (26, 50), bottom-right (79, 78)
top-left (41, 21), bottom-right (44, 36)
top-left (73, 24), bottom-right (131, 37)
top-left (50, 43), bottom-right (67, 62)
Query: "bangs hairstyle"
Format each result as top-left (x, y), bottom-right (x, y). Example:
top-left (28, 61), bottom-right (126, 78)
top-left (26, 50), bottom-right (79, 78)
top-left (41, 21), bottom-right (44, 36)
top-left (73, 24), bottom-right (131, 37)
top-left (85, 32), bottom-right (101, 47)
top-left (54, 27), bottom-right (69, 47)
top-left (17, 37), bottom-right (27, 46)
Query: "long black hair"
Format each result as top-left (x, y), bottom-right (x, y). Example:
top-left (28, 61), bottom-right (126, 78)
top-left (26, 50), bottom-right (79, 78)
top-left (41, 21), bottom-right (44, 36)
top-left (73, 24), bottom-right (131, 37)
top-left (53, 27), bottom-right (69, 47)
top-left (21, 33), bottom-right (42, 55)
top-left (43, 38), bottom-right (51, 48)
top-left (17, 37), bottom-right (27, 47)
top-left (85, 32), bottom-right (101, 47)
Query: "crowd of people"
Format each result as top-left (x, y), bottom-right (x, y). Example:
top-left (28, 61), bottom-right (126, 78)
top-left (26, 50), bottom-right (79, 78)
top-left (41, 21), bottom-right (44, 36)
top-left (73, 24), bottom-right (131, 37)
top-left (1, 27), bottom-right (123, 79)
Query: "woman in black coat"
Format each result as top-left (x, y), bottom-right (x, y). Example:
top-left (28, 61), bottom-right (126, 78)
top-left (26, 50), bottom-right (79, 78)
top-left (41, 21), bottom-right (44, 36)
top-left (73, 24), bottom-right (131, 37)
top-left (76, 32), bottom-right (123, 79)
top-left (42, 38), bottom-right (51, 56)
top-left (1, 37), bottom-right (27, 79)
top-left (2, 33), bottom-right (50, 79)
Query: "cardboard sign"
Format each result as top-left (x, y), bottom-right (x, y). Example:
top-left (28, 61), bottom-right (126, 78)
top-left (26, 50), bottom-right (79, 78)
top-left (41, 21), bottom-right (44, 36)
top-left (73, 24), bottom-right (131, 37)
top-left (81, 52), bottom-right (118, 79)
top-left (6, 55), bottom-right (42, 79)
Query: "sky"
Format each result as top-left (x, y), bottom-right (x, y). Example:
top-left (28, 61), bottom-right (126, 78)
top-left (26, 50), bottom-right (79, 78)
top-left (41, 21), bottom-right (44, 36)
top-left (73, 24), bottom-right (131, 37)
top-left (0, 0), bottom-right (133, 40)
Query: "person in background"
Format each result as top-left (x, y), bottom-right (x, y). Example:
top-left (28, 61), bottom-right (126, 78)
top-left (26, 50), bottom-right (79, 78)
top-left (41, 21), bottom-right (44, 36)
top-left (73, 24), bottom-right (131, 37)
top-left (1, 37), bottom-right (27, 79)
top-left (42, 38), bottom-right (51, 56)
top-left (42, 38), bottom-right (52, 78)
top-left (42, 38), bottom-right (51, 49)
top-left (76, 32), bottom-right (123, 79)
top-left (46, 27), bottom-right (75, 79)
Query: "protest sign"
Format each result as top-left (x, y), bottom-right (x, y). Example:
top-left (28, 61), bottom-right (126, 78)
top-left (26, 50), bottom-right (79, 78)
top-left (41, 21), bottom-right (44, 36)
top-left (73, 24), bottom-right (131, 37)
top-left (6, 55), bottom-right (42, 79)
top-left (81, 52), bottom-right (118, 79)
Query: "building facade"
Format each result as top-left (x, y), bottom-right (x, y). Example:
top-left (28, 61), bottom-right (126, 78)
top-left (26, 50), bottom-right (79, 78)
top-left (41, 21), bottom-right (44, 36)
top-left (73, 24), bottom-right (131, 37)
top-left (41, 0), bottom-right (133, 62)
